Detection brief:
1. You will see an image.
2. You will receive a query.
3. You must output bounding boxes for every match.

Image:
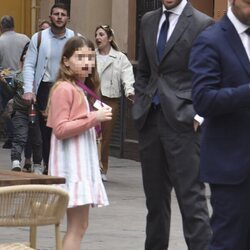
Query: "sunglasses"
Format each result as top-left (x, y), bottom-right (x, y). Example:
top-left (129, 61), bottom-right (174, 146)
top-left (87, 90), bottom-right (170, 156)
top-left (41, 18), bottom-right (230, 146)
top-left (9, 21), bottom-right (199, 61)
top-left (100, 25), bottom-right (110, 29)
top-left (98, 25), bottom-right (114, 36)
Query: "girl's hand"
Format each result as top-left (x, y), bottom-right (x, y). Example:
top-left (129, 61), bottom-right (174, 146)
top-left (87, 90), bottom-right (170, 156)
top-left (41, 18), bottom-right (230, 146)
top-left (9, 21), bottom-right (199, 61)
top-left (95, 108), bottom-right (112, 122)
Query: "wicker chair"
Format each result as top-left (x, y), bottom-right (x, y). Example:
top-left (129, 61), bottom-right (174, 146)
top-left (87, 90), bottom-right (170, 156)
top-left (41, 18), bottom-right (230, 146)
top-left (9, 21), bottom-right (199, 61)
top-left (0, 185), bottom-right (69, 250)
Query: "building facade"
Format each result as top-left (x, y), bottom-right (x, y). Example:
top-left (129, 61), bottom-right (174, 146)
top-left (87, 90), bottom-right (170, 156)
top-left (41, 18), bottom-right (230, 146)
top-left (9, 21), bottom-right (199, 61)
top-left (0, 0), bottom-right (228, 60)
top-left (0, 0), bottom-right (228, 159)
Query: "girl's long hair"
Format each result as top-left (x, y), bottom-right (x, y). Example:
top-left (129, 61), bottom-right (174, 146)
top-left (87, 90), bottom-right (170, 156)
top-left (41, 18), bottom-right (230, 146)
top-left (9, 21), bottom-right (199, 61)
top-left (46, 35), bottom-right (100, 114)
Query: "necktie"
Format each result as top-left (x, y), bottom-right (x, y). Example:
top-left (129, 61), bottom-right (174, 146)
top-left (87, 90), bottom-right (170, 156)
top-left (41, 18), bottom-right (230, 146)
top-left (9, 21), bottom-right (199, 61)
top-left (157, 11), bottom-right (171, 61)
top-left (152, 11), bottom-right (170, 105)
top-left (245, 27), bottom-right (250, 36)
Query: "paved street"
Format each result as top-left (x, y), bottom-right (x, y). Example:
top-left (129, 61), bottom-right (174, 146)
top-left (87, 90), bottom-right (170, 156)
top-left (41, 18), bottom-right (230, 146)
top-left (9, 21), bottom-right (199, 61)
top-left (0, 143), bottom-right (211, 250)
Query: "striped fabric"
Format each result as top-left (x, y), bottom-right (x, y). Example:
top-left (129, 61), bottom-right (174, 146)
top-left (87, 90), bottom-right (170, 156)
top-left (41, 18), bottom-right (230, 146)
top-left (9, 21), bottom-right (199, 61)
top-left (49, 97), bottom-right (109, 208)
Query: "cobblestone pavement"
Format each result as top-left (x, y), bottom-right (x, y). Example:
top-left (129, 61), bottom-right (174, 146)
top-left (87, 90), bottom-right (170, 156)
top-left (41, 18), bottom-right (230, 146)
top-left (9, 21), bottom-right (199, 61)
top-left (0, 143), bottom-right (211, 249)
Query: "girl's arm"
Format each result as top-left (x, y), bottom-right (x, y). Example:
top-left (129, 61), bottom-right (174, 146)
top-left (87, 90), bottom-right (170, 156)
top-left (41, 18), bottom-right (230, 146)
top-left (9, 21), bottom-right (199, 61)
top-left (47, 84), bottom-right (98, 140)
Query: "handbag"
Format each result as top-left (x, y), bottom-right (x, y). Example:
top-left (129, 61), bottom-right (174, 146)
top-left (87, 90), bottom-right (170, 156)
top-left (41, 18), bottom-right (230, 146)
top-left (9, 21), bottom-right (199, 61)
top-left (0, 75), bottom-right (15, 101)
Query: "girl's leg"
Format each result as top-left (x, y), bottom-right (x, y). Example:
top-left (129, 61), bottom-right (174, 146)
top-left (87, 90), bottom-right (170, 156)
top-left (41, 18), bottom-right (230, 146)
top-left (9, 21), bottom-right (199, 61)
top-left (63, 205), bottom-right (90, 250)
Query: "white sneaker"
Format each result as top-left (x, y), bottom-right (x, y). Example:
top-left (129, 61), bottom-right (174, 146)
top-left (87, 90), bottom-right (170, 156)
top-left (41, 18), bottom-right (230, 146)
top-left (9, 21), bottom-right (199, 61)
top-left (33, 164), bottom-right (44, 175)
top-left (11, 160), bottom-right (21, 171)
top-left (101, 174), bottom-right (108, 182)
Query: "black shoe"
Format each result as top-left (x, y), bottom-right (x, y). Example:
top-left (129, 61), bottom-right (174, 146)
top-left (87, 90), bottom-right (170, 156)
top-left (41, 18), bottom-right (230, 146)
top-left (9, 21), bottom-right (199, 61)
top-left (2, 139), bottom-right (12, 149)
top-left (23, 163), bottom-right (32, 173)
top-left (43, 165), bottom-right (48, 175)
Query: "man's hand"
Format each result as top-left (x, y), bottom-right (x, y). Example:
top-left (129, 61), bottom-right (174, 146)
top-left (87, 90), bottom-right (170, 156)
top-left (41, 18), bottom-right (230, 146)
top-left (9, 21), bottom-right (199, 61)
top-left (22, 92), bottom-right (36, 103)
top-left (193, 114), bottom-right (204, 132)
top-left (193, 119), bottom-right (200, 132)
top-left (127, 94), bottom-right (135, 103)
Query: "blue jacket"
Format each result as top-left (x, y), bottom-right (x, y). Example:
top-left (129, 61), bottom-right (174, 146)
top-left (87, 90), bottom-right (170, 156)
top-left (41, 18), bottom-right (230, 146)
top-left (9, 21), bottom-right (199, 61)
top-left (190, 15), bottom-right (250, 184)
top-left (23, 28), bottom-right (75, 94)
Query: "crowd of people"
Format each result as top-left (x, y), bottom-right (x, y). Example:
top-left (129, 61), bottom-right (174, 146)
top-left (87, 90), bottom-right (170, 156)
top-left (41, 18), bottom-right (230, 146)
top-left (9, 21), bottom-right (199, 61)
top-left (0, 2), bottom-right (133, 249)
top-left (0, 0), bottom-right (250, 249)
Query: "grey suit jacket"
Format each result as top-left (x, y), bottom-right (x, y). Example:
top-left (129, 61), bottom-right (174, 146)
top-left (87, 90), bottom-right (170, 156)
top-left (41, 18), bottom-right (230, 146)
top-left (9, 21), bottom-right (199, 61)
top-left (132, 3), bottom-right (214, 131)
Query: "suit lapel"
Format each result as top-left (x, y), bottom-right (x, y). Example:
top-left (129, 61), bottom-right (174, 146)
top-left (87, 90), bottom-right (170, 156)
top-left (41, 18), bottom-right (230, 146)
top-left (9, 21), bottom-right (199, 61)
top-left (160, 3), bottom-right (192, 62)
top-left (222, 16), bottom-right (250, 77)
top-left (151, 8), bottom-right (162, 64)
top-left (100, 57), bottom-right (114, 73)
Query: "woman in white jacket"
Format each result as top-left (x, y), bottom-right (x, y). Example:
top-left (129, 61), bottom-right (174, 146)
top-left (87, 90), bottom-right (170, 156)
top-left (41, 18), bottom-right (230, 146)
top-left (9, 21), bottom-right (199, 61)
top-left (95, 25), bottom-right (135, 182)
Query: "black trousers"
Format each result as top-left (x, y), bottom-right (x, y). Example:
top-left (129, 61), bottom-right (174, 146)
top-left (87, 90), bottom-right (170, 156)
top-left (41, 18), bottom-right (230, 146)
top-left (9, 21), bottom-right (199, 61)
top-left (138, 106), bottom-right (211, 250)
top-left (210, 177), bottom-right (250, 250)
top-left (36, 81), bottom-right (52, 167)
top-left (11, 111), bottom-right (42, 164)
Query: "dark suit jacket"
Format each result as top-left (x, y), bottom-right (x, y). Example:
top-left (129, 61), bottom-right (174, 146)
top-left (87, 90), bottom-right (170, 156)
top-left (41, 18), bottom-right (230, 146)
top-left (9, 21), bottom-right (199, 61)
top-left (190, 15), bottom-right (250, 185)
top-left (132, 3), bottom-right (213, 132)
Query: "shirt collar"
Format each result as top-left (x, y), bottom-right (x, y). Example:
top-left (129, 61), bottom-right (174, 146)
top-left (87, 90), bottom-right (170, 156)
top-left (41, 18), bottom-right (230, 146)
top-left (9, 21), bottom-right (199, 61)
top-left (227, 6), bottom-right (249, 34)
top-left (162, 0), bottom-right (187, 16)
top-left (96, 47), bottom-right (118, 58)
top-left (49, 28), bottom-right (68, 39)
top-left (109, 47), bottom-right (119, 58)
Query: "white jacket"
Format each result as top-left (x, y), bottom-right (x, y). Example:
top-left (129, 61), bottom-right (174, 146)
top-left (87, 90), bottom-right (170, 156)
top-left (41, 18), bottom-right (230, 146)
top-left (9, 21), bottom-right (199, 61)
top-left (96, 47), bottom-right (135, 98)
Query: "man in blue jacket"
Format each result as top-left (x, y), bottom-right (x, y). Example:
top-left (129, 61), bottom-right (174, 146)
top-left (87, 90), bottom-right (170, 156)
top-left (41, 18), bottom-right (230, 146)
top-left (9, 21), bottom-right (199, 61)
top-left (190, 0), bottom-right (250, 249)
top-left (22, 3), bottom-right (75, 174)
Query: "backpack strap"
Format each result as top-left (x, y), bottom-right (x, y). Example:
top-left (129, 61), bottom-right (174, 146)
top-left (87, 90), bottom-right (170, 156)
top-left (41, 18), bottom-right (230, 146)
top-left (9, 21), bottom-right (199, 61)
top-left (37, 31), bottom-right (42, 51)
top-left (35, 31), bottom-right (42, 68)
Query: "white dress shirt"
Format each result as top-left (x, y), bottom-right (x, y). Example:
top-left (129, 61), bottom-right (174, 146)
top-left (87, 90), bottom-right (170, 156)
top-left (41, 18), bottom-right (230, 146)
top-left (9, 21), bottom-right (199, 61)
top-left (157, 0), bottom-right (187, 43)
top-left (228, 6), bottom-right (250, 61)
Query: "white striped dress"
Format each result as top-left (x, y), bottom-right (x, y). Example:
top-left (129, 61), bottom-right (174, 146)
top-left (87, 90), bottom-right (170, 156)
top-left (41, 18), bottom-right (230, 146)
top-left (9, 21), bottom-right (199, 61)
top-left (48, 95), bottom-right (109, 208)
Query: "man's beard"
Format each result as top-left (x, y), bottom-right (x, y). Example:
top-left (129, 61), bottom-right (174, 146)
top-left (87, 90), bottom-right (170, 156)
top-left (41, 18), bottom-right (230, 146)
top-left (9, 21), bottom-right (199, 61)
top-left (50, 21), bottom-right (66, 30)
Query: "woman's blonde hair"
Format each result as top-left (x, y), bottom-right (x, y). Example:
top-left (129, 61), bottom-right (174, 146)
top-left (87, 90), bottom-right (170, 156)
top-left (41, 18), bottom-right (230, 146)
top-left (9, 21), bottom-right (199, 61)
top-left (38, 20), bottom-right (50, 31)
top-left (95, 25), bottom-right (119, 51)
top-left (46, 35), bottom-right (100, 114)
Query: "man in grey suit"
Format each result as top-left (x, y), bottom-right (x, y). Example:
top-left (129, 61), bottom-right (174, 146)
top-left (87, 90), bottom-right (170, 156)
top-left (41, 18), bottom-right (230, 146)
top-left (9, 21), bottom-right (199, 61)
top-left (132, 0), bottom-right (214, 249)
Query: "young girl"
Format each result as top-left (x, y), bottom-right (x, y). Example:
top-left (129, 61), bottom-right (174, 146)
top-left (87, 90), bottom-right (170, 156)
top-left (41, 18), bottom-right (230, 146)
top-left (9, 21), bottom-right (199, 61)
top-left (46, 36), bottom-right (112, 250)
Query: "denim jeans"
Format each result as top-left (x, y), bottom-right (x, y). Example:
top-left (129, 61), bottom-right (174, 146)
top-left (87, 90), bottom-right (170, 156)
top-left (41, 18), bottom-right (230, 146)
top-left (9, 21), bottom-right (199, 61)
top-left (11, 111), bottom-right (42, 164)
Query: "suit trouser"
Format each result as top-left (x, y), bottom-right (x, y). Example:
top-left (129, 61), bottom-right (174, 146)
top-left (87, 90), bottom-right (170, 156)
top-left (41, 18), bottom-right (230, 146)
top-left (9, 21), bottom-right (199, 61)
top-left (100, 96), bottom-right (119, 174)
top-left (209, 177), bottom-right (250, 250)
top-left (36, 82), bottom-right (53, 168)
top-left (138, 106), bottom-right (211, 250)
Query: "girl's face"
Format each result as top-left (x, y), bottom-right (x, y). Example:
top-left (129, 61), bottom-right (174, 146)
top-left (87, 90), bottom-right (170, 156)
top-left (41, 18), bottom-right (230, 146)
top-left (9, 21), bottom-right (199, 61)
top-left (95, 28), bottom-right (112, 51)
top-left (64, 46), bottom-right (95, 80)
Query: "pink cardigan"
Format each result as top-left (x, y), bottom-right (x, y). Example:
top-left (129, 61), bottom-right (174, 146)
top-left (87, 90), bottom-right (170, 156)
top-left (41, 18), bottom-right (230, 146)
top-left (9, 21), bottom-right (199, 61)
top-left (47, 81), bottom-right (98, 140)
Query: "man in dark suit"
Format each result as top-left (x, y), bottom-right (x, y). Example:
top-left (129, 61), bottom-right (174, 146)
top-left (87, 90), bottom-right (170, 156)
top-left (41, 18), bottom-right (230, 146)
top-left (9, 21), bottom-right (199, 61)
top-left (190, 0), bottom-right (250, 249)
top-left (132, 0), bottom-right (213, 249)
